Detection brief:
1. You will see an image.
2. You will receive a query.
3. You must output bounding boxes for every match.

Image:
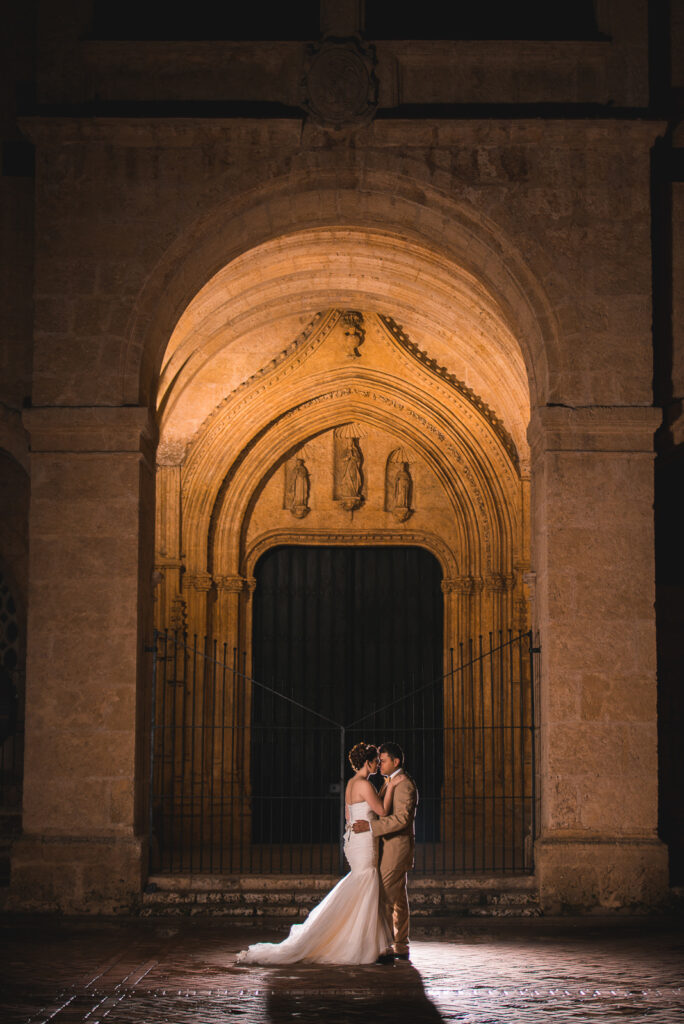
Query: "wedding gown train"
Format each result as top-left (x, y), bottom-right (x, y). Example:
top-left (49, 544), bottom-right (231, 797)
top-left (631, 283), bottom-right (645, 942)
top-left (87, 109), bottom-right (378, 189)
top-left (236, 801), bottom-right (391, 965)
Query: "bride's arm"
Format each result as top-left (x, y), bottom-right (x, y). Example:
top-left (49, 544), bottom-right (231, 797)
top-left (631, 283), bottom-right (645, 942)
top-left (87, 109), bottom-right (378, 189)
top-left (356, 778), bottom-right (385, 818)
top-left (382, 778), bottom-right (397, 814)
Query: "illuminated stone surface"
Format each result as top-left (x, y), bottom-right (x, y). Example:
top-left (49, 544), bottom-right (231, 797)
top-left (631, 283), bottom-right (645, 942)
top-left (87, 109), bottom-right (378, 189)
top-left (1, 917), bottom-right (683, 1024)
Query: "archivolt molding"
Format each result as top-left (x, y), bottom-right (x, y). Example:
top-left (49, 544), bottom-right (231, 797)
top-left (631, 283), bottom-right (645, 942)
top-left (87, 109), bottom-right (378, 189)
top-left (206, 401), bottom-right (517, 584)
top-left (179, 315), bottom-right (521, 555)
top-left (159, 309), bottom-right (338, 428)
top-left (378, 315), bottom-right (519, 472)
top-left (184, 425), bottom-right (516, 589)
top-left (244, 530), bottom-right (458, 580)
top-left (128, 152), bottom-right (563, 408)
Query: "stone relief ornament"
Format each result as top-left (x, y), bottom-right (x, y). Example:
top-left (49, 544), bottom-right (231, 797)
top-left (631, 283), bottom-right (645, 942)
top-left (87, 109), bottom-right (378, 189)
top-left (156, 438), bottom-right (187, 467)
top-left (385, 448), bottom-right (414, 522)
top-left (340, 310), bottom-right (365, 358)
top-left (334, 424), bottom-right (366, 512)
top-left (301, 37), bottom-right (379, 133)
top-left (285, 456), bottom-right (311, 519)
top-left (169, 594), bottom-right (187, 633)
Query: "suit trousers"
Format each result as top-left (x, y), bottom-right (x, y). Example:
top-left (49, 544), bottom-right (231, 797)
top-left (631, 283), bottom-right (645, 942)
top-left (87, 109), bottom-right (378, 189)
top-left (378, 836), bottom-right (413, 954)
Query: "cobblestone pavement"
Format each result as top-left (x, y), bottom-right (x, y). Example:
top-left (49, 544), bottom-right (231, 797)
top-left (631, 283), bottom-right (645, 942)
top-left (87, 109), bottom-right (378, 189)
top-left (1, 916), bottom-right (683, 1024)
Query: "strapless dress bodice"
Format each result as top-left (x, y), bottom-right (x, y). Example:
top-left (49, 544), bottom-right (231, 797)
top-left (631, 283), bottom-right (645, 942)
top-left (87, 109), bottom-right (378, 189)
top-left (346, 800), bottom-right (377, 824)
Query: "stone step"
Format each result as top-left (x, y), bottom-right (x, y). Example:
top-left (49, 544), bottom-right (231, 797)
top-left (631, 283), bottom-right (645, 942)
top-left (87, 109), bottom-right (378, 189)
top-left (141, 873), bottom-right (540, 918)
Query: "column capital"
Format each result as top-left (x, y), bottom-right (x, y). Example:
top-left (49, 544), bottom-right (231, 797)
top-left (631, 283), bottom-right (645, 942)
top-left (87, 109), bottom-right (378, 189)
top-left (527, 405), bottom-right (662, 459)
top-left (214, 574), bottom-right (245, 593)
top-left (442, 574), bottom-right (481, 595)
top-left (485, 572), bottom-right (515, 592)
top-left (183, 572), bottom-right (213, 593)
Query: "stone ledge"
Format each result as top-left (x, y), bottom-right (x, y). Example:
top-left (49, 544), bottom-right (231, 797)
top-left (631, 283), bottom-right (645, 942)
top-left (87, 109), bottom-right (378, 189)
top-left (141, 874), bottom-right (542, 919)
top-left (23, 406), bottom-right (156, 454)
top-left (528, 405), bottom-right (662, 456)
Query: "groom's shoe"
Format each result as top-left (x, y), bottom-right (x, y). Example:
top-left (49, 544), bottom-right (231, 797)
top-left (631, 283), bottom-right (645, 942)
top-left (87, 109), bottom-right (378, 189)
top-left (394, 952), bottom-right (411, 962)
top-left (375, 952), bottom-right (395, 965)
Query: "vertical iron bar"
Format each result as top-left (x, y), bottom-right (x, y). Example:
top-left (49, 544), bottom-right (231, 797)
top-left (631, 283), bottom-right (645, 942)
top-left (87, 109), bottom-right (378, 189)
top-left (459, 642), bottom-right (465, 872)
top-left (189, 636), bottom-right (198, 872)
top-left (171, 631), bottom-right (180, 873)
top-left (147, 630), bottom-right (158, 873)
top-left (232, 648), bottom-right (240, 875)
top-left (510, 633), bottom-right (518, 870)
top-left (501, 631), bottom-right (508, 870)
top-left (469, 637), bottom-right (475, 871)
top-left (489, 632), bottom-right (496, 872)
top-left (479, 635), bottom-right (485, 870)
top-left (339, 725), bottom-right (346, 874)
top-left (198, 636), bottom-right (207, 871)
top-left (519, 632), bottom-right (526, 869)
top-left (529, 632), bottom-right (537, 861)
top-left (159, 630), bottom-right (169, 870)
top-left (219, 642), bottom-right (227, 873)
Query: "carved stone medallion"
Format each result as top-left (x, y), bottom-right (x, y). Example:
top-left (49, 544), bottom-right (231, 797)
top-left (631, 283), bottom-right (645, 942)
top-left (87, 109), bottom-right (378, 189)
top-left (301, 38), bottom-right (379, 132)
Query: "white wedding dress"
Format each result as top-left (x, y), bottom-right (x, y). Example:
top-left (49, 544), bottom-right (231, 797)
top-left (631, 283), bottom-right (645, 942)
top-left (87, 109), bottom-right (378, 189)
top-left (236, 801), bottom-right (391, 965)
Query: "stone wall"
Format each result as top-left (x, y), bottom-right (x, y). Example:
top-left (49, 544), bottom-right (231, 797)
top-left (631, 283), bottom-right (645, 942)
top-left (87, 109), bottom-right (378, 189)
top-left (5, 1), bottom-right (676, 911)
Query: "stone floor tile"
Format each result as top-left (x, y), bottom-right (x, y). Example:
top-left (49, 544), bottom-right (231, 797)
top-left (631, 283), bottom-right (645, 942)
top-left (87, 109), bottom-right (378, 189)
top-left (0, 916), bottom-right (682, 1024)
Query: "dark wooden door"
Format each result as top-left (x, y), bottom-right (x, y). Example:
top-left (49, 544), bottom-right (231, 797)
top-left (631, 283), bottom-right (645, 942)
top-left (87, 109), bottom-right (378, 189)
top-left (251, 546), bottom-right (443, 844)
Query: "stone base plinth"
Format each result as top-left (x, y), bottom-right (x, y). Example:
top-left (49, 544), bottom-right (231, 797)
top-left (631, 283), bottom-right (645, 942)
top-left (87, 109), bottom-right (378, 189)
top-left (141, 873), bottom-right (540, 919)
top-left (535, 836), bottom-right (669, 913)
top-left (9, 834), bottom-right (146, 914)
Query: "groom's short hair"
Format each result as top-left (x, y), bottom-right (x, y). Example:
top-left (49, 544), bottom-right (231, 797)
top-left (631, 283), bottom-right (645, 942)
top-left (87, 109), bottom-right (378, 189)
top-left (379, 742), bottom-right (404, 767)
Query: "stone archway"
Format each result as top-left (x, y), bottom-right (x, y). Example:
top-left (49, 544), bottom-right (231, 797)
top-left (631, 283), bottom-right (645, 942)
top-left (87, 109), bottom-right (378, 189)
top-left (152, 257), bottom-right (532, 874)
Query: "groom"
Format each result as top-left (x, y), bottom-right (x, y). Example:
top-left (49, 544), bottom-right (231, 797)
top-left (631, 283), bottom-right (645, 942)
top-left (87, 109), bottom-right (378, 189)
top-left (352, 742), bottom-right (418, 962)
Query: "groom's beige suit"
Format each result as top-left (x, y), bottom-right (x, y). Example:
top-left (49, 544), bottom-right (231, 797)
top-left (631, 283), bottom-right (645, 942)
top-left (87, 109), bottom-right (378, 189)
top-left (369, 771), bottom-right (419, 955)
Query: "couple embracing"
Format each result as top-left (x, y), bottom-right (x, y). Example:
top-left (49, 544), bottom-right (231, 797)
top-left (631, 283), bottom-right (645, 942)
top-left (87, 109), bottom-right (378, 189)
top-left (237, 742), bottom-right (419, 965)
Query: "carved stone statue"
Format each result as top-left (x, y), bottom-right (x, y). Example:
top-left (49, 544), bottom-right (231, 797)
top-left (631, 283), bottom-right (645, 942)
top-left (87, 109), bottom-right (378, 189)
top-left (341, 310), bottom-right (365, 358)
top-left (288, 457), bottom-right (310, 519)
top-left (340, 439), bottom-right (363, 511)
top-left (392, 461), bottom-right (413, 522)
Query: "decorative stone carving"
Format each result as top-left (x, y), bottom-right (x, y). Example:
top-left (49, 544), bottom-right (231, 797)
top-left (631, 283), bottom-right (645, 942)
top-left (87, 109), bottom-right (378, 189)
top-left (378, 314), bottom-right (520, 472)
top-left (169, 595), bottom-right (187, 633)
top-left (245, 529), bottom-right (459, 580)
top-left (214, 575), bottom-right (245, 593)
top-left (485, 573), bottom-right (507, 592)
top-left (183, 572), bottom-right (213, 592)
top-left (333, 426), bottom-right (364, 512)
top-left (156, 438), bottom-right (187, 467)
top-left (385, 448), bottom-right (413, 522)
top-left (285, 456), bottom-right (310, 518)
top-left (340, 310), bottom-right (365, 358)
top-left (301, 38), bottom-right (378, 133)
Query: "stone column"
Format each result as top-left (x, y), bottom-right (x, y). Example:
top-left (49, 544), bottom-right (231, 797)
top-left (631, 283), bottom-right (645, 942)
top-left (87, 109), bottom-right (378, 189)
top-left (529, 406), bottom-right (669, 911)
top-left (11, 406), bottom-right (156, 913)
top-left (213, 574), bottom-right (245, 647)
top-left (183, 572), bottom-right (213, 639)
top-left (154, 441), bottom-right (186, 633)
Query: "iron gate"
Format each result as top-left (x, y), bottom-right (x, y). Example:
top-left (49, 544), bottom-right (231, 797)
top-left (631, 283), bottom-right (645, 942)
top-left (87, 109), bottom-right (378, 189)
top-left (149, 629), bottom-right (538, 875)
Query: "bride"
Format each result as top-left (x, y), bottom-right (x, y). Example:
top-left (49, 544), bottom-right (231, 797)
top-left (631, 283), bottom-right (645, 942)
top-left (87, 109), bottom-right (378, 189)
top-left (236, 742), bottom-right (398, 965)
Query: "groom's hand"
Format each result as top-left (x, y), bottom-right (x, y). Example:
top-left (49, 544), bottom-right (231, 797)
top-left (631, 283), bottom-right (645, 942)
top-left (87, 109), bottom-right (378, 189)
top-left (352, 820), bottom-right (370, 833)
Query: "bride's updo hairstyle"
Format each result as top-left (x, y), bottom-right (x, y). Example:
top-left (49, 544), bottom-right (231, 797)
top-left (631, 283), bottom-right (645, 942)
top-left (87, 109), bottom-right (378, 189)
top-left (348, 742), bottom-right (378, 771)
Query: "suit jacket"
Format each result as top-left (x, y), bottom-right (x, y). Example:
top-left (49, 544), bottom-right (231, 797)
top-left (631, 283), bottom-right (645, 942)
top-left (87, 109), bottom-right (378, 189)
top-left (370, 773), bottom-right (418, 872)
